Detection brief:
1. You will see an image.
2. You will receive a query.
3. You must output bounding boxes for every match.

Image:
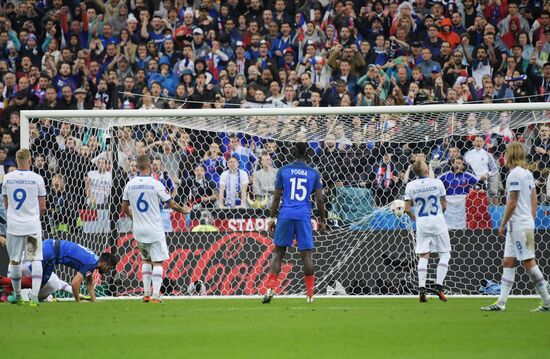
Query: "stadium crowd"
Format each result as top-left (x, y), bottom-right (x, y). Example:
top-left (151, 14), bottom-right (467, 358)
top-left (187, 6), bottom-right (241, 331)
top-left (0, 0), bottom-right (549, 232)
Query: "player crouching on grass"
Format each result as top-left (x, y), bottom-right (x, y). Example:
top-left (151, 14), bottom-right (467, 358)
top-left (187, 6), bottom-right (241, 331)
top-left (263, 142), bottom-right (326, 304)
top-left (404, 159), bottom-right (450, 303)
top-left (4, 238), bottom-right (117, 303)
top-left (481, 142), bottom-right (550, 312)
top-left (122, 155), bottom-right (190, 304)
top-left (0, 235), bottom-right (86, 302)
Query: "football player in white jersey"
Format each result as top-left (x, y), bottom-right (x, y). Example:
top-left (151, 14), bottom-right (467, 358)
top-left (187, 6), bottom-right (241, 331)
top-left (122, 155), bottom-right (190, 303)
top-left (404, 159), bottom-right (450, 303)
top-left (2, 149), bottom-right (46, 306)
top-left (482, 142), bottom-right (550, 312)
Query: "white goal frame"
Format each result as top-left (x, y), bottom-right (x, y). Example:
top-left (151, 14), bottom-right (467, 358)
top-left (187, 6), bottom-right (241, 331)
top-left (20, 102), bottom-right (550, 149)
top-left (18, 102), bottom-right (550, 299)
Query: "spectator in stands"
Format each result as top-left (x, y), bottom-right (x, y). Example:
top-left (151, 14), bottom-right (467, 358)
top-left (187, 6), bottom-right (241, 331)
top-left (219, 155), bottom-right (249, 209)
top-left (251, 151), bottom-right (277, 209)
top-left (439, 156), bottom-right (478, 229)
top-left (179, 164), bottom-right (218, 216)
top-left (464, 136), bottom-right (500, 201)
top-left (85, 157), bottom-right (112, 209)
top-left (372, 152), bottom-right (401, 206)
top-left (203, 141), bottom-right (226, 185)
top-left (225, 134), bottom-right (255, 174)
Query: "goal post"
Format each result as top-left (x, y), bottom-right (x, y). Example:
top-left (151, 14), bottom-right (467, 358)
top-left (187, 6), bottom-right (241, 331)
top-left (19, 103), bottom-right (550, 298)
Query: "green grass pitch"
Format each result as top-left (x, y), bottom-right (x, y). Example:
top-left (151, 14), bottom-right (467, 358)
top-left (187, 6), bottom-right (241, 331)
top-left (1, 298), bottom-right (549, 358)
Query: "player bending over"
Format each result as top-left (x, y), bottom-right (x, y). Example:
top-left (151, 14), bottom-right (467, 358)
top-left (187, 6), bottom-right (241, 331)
top-left (263, 142), bottom-right (326, 304)
top-left (3, 149), bottom-right (46, 306)
top-left (15, 239), bottom-right (117, 302)
top-left (122, 155), bottom-right (190, 303)
top-left (0, 236), bottom-right (82, 302)
top-left (404, 159), bottom-right (450, 303)
top-left (481, 142), bottom-right (550, 312)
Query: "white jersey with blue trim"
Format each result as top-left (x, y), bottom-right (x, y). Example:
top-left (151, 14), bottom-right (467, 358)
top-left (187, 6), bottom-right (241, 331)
top-left (123, 175), bottom-right (171, 243)
top-left (2, 170), bottom-right (46, 235)
top-left (506, 167), bottom-right (535, 229)
top-left (404, 177), bottom-right (448, 235)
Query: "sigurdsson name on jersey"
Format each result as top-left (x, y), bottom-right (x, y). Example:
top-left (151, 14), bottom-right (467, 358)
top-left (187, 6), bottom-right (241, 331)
top-left (127, 184), bottom-right (156, 191)
top-left (411, 185), bottom-right (438, 195)
top-left (291, 169), bottom-right (308, 176)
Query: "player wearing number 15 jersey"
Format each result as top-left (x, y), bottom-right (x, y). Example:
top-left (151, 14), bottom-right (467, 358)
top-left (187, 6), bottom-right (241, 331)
top-left (404, 159), bottom-right (450, 303)
top-left (122, 155), bottom-right (190, 303)
top-left (2, 149), bottom-right (46, 306)
top-left (263, 143), bottom-right (326, 304)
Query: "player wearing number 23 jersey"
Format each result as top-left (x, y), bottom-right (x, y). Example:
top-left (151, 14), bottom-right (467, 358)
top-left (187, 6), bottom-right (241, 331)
top-left (404, 176), bottom-right (449, 252)
top-left (404, 160), bottom-right (451, 303)
top-left (273, 161), bottom-right (323, 251)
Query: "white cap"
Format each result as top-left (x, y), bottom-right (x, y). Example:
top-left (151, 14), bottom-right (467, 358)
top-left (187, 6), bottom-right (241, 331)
top-left (127, 14), bottom-right (138, 23)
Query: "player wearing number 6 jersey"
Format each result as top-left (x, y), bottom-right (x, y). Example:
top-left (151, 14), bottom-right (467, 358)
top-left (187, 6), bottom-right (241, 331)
top-left (404, 159), bottom-right (450, 303)
top-left (2, 149), bottom-right (46, 306)
top-left (122, 155), bottom-right (190, 303)
top-left (481, 142), bottom-right (550, 312)
top-left (263, 143), bottom-right (326, 304)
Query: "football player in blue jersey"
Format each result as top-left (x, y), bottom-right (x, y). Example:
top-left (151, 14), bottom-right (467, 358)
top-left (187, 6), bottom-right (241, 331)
top-left (8, 239), bottom-right (118, 303)
top-left (262, 143), bottom-right (326, 304)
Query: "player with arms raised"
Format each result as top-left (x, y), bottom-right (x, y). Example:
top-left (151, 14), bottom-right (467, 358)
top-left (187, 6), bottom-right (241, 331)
top-left (263, 143), bottom-right (326, 304)
top-left (122, 155), bottom-right (190, 303)
top-left (2, 149), bottom-right (46, 306)
top-left (482, 142), bottom-right (550, 312)
top-left (404, 159), bottom-right (450, 303)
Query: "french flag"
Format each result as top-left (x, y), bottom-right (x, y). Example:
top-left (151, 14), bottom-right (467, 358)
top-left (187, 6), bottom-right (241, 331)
top-left (298, 12), bottom-right (307, 41)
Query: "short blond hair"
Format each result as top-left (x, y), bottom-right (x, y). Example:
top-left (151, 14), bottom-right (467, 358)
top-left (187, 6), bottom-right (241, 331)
top-left (15, 148), bottom-right (31, 166)
top-left (505, 142), bottom-right (527, 169)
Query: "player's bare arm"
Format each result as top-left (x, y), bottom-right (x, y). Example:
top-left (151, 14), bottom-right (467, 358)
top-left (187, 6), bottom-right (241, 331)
top-left (440, 196), bottom-right (447, 213)
top-left (404, 200), bottom-right (416, 221)
top-left (0, 235), bottom-right (6, 247)
top-left (38, 196), bottom-right (46, 216)
top-left (3, 195), bottom-right (8, 210)
top-left (268, 188), bottom-right (283, 232)
top-left (315, 188), bottom-right (326, 232)
top-left (499, 191), bottom-right (519, 236)
top-left (86, 275), bottom-right (96, 302)
top-left (121, 200), bottom-right (133, 219)
top-left (71, 272), bottom-right (85, 302)
top-left (218, 184), bottom-right (226, 208)
top-left (531, 187), bottom-right (537, 220)
top-left (169, 200), bottom-right (191, 214)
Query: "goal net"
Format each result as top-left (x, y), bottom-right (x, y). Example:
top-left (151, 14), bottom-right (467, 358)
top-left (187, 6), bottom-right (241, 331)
top-left (19, 103), bottom-right (550, 297)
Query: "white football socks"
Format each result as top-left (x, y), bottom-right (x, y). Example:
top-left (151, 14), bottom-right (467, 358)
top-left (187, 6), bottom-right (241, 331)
top-left (8, 264), bottom-right (22, 297)
top-left (497, 267), bottom-right (516, 307)
top-left (31, 260), bottom-right (43, 301)
top-left (142, 263), bottom-right (152, 297)
top-left (528, 265), bottom-right (550, 306)
top-left (436, 252), bottom-right (450, 286)
top-left (152, 265), bottom-right (163, 298)
top-left (418, 258), bottom-right (428, 288)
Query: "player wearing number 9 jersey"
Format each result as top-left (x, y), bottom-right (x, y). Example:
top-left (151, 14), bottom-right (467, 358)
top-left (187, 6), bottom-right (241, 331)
top-left (122, 155), bottom-right (190, 303)
top-left (263, 143), bottom-right (326, 304)
top-left (404, 159), bottom-right (450, 303)
top-left (2, 149), bottom-right (46, 306)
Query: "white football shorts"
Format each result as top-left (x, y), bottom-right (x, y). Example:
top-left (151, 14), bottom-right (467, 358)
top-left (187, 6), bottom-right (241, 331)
top-left (6, 232), bottom-right (43, 262)
top-left (504, 227), bottom-right (535, 261)
top-left (415, 231), bottom-right (451, 254)
top-left (136, 239), bottom-right (169, 262)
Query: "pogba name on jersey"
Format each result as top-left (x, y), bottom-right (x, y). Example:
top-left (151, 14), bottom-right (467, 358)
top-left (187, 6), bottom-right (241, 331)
top-left (291, 169), bottom-right (308, 176)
